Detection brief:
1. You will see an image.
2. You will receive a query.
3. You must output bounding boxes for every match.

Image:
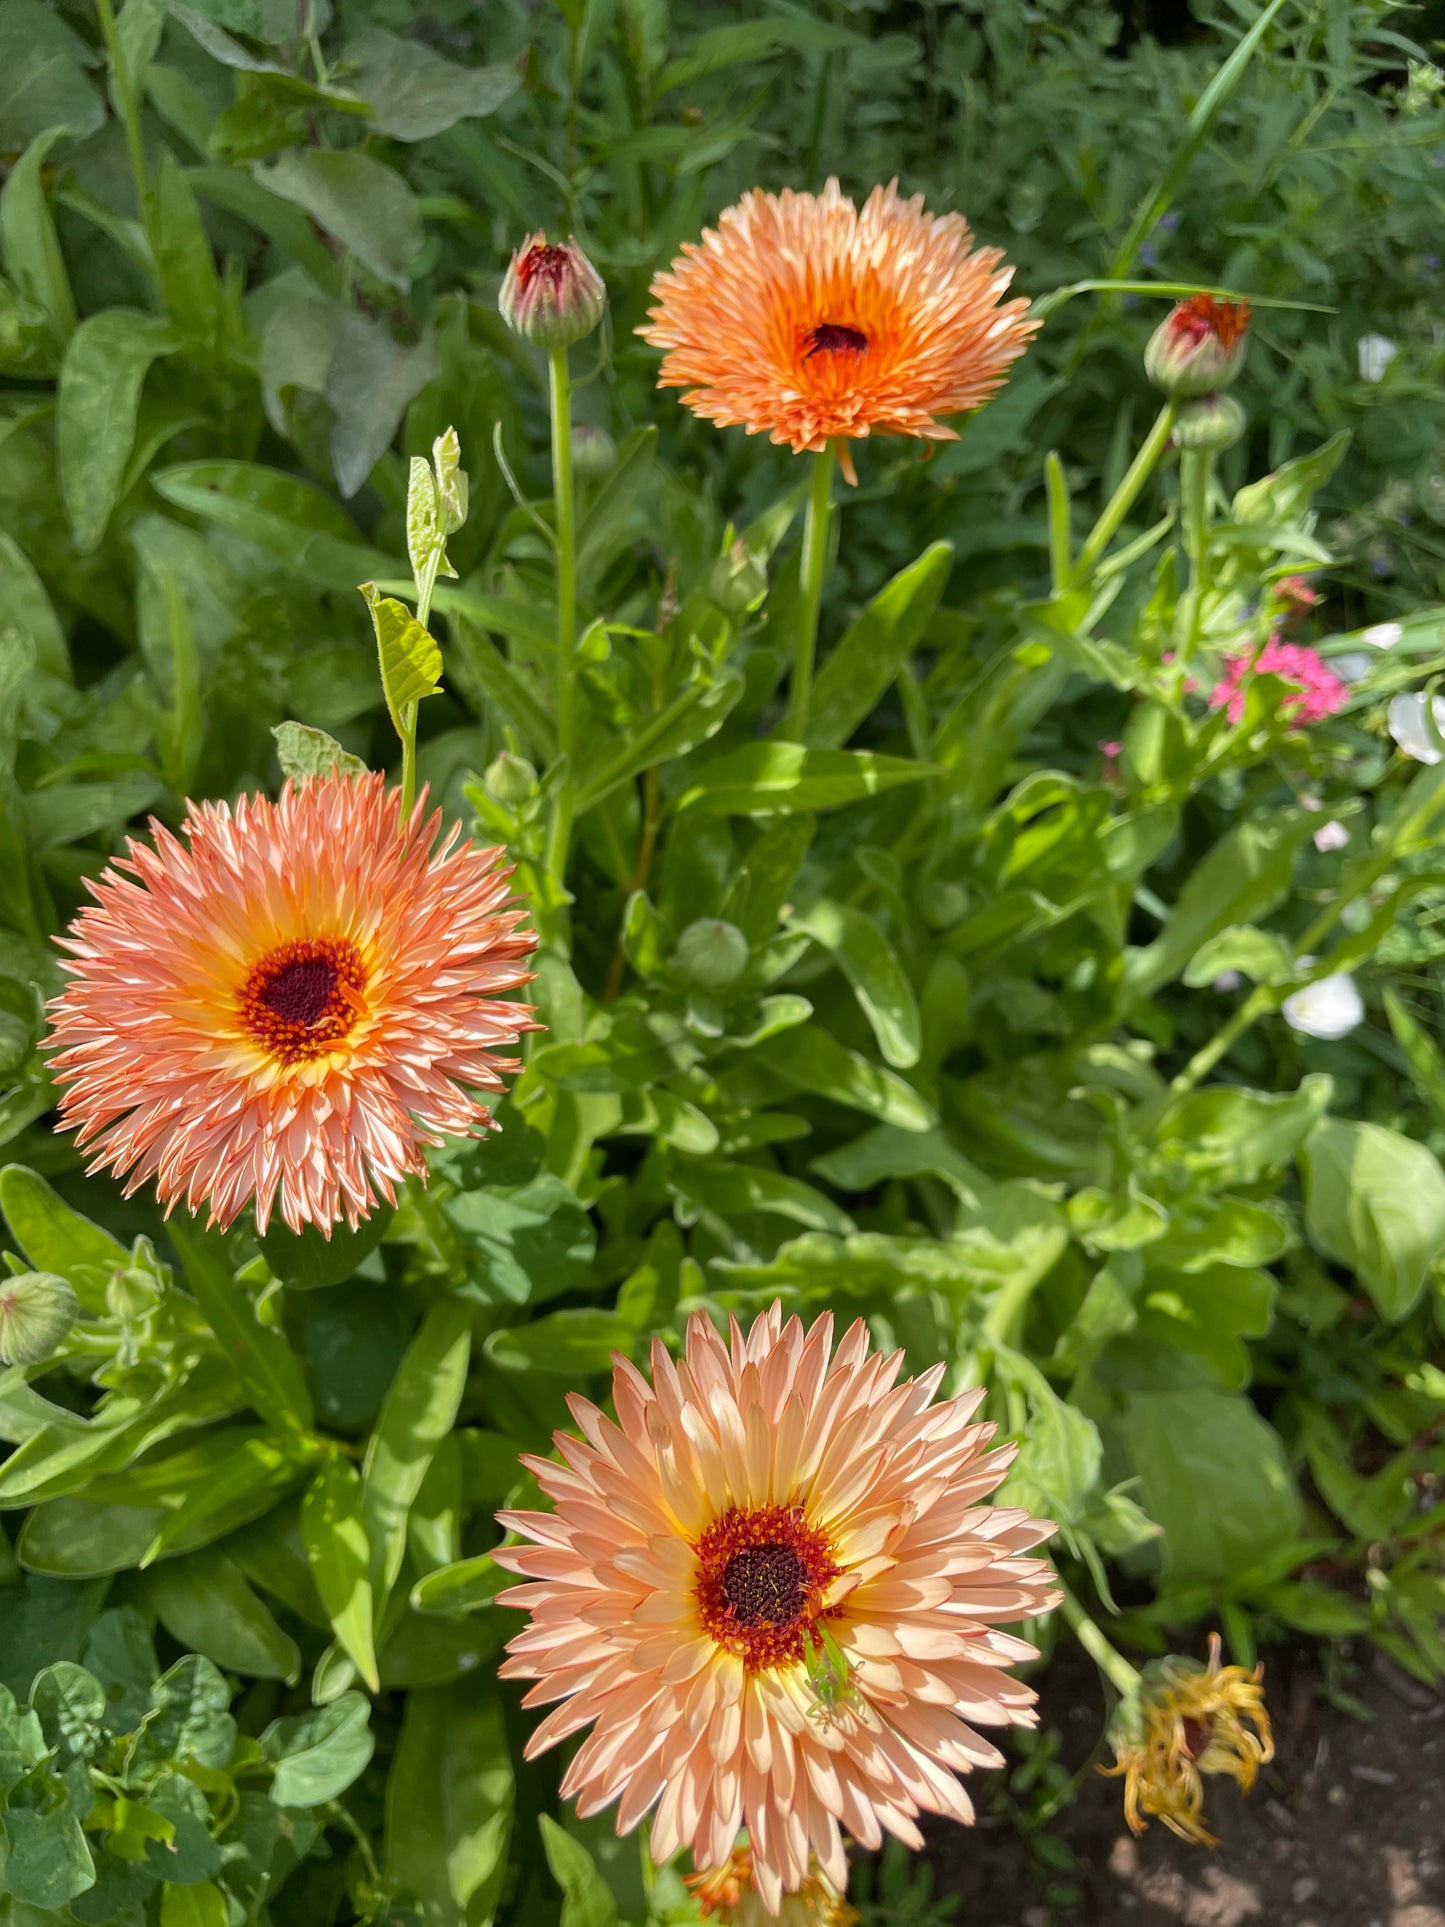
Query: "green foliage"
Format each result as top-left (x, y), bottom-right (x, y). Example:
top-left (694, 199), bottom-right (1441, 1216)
top-left (1, 0), bottom-right (1445, 1920)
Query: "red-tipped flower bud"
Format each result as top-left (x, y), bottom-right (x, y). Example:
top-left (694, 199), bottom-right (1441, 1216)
top-left (499, 234), bottom-right (606, 350)
top-left (1144, 294), bottom-right (1250, 398)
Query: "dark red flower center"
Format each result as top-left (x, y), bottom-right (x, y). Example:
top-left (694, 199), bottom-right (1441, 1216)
top-left (1181, 1715), bottom-right (1213, 1760)
top-left (518, 244), bottom-right (572, 289)
top-left (239, 938), bottom-right (366, 1064)
top-left (693, 1504), bottom-right (839, 1672)
top-left (804, 323), bottom-right (868, 360)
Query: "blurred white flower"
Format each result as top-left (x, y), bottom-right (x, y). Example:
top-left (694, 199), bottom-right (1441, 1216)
top-left (1313, 820), bottom-right (1350, 852)
top-left (1282, 969), bottom-right (1363, 1040)
top-left (1330, 652), bottom-right (1373, 684)
top-left (1387, 691), bottom-right (1445, 763)
top-left (1357, 334), bottom-right (1398, 382)
top-left (1213, 970), bottom-right (1244, 993)
top-left (1362, 621), bottom-right (1403, 650)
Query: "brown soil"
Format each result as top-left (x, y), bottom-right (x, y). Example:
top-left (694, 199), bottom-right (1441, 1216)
top-left (921, 1644), bottom-right (1445, 1927)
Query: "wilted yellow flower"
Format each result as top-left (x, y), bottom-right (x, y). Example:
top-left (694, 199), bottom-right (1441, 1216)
top-left (686, 1845), bottom-right (858, 1927)
top-left (1104, 1633), bottom-right (1273, 1846)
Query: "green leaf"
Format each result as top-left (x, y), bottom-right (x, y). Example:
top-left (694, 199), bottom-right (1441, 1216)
top-left (805, 541), bottom-right (952, 750)
top-left (131, 1654), bottom-right (233, 1773)
top-left (1300, 1118), bottom-right (1445, 1320)
top-left (539, 1817), bottom-right (619, 1927)
top-left (57, 310), bottom-right (175, 550)
top-left (140, 1430), bottom-right (315, 1567)
top-left (1152, 1075), bottom-right (1333, 1186)
top-left (676, 743), bottom-right (935, 816)
top-left (252, 148), bottom-right (424, 291)
top-left (0, 1165), bottom-right (127, 1310)
top-left (484, 1309), bottom-right (635, 1377)
top-left (361, 1299), bottom-right (471, 1617)
top-left (765, 1026), bottom-right (936, 1131)
top-left (28, 1660), bottom-right (105, 1763)
top-left (271, 720), bottom-right (368, 783)
top-left (1231, 431), bottom-right (1350, 529)
top-left (1, 1804), bottom-right (95, 1910)
top-left (261, 1691), bottom-right (373, 1807)
top-left (410, 1553), bottom-right (505, 1617)
top-left (576, 669), bottom-right (746, 816)
top-left (361, 582), bottom-right (443, 735)
top-left (301, 1456), bottom-right (377, 1693)
top-left (384, 1677), bottom-right (514, 1927)
top-left (259, 1207), bottom-right (393, 1293)
top-left (1384, 988), bottom-right (1445, 1130)
top-left (670, 1163), bottom-right (854, 1236)
top-left (138, 1552), bottom-right (301, 1682)
top-left (787, 898), bottom-right (921, 1068)
top-left (149, 152), bottom-right (222, 344)
top-left (1181, 922), bottom-right (1296, 988)
top-left (0, 530), bottom-right (69, 681)
top-left (0, 5), bottom-right (104, 150)
top-left (441, 1176), bottom-right (595, 1308)
top-left (151, 459), bottom-right (394, 589)
top-left (1116, 1383), bottom-right (1299, 1585)
top-left (168, 1219), bottom-right (315, 1433)
top-left (161, 1883), bottom-right (228, 1927)
top-left (326, 312), bottom-right (439, 499)
top-left (350, 26), bottom-right (519, 141)
top-left (0, 126), bottom-right (77, 345)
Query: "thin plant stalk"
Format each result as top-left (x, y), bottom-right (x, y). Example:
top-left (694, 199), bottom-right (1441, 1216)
top-left (1059, 1583), bottom-right (1142, 1701)
top-left (95, 0), bottom-right (150, 223)
top-left (397, 552), bottom-right (443, 819)
top-left (1072, 402), bottom-right (1176, 582)
top-left (546, 345), bottom-right (579, 880)
top-left (1177, 447), bottom-right (1213, 661)
top-left (786, 443), bottom-right (837, 739)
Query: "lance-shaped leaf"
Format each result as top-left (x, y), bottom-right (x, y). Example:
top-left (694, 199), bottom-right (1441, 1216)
top-left (301, 1456), bottom-right (378, 1692)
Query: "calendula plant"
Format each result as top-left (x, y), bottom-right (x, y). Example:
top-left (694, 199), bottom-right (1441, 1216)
top-left (2, 2), bottom-right (1445, 1924)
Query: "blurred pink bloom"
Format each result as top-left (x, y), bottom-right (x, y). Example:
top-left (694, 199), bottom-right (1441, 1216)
top-left (1273, 574), bottom-right (1319, 621)
top-left (1209, 641), bottom-right (1348, 727)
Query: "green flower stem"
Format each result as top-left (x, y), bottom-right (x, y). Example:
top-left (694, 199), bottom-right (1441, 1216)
top-left (1072, 401), bottom-right (1176, 583)
top-left (785, 442), bottom-right (837, 740)
top-left (1177, 446), bottom-right (1213, 662)
top-left (1059, 1582), bottom-right (1142, 1701)
top-left (396, 550), bottom-right (443, 819)
top-left (1171, 763), bottom-right (1445, 1095)
top-left (95, 0), bottom-right (150, 224)
top-left (545, 345), bottom-right (579, 882)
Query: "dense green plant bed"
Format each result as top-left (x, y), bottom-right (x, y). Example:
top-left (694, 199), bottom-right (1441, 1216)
top-left (1, 0), bottom-right (1444, 1923)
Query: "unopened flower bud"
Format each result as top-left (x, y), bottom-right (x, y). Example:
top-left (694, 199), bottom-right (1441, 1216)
top-left (1173, 393), bottom-right (1246, 452)
top-left (484, 750), bottom-right (539, 808)
top-left (499, 234), bottom-right (606, 350)
top-left (572, 424), bottom-right (617, 478)
top-left (1145, 294), bottom-right (1249, 398)
top-left (0, 1271), bottom-right (79, 1365)
top-left (674, 918), bottom-right (749, 989)
top-left (106, 1264), bottom-right (163, 1323)
top-left (708, 539), bottom-right (768, 615)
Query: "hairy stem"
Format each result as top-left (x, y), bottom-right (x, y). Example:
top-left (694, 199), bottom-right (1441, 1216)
top-left (786, 443), bottom-right (837, 740)
top-left (545, 346), bottom-right (579, 884)
top-left (1073, 401), bottom-right (1176, 581)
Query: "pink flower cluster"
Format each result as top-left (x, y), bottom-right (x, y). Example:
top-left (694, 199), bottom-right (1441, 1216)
top-left (1209, 640), bottom-right (1348, 727)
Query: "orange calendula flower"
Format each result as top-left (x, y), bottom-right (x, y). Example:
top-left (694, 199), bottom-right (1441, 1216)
top-left (688, 1844), bottom-right (858, 1926)
top-left (1104, 1634), bottom-right (1274, 1846)
top-left (496, 1305), bottom-right (1060, 1914)
top-left (638, 179), bottom-right (1036, 483)
top-left (47, 772), bottom-right (535, 1237)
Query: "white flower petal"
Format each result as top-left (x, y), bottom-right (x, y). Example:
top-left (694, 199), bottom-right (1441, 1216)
top-left (1362, 621), bottom-right (1403, 650)
top-left (1357, 333), bottom-right (1398, 382)
top-left (1281, 973), bottom-right (1364, 1041)
top-left (1313, 821), bottom-right (1350, 853)
top-left (1387, 692), bottom-right (1445, 764)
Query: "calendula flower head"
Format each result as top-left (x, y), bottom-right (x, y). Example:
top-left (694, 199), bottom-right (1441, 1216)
top-left (1144, 294), bottom-right (1250, 397)
top-left (47, 772), bottom-right (536, 1237)
top-left (496, 1304), bottom-right (1059, 1914)
top-left (499, 233), bottom-right (606, 349)
top-left (1104, 1634), bottom-right (1274, 1846)
top-left (1209, 639), bottom-right (1348, 726)
top-left (687, 1845), bottom-right (858, 1927)
top-left (639, 179), bottom-right (1036, 484)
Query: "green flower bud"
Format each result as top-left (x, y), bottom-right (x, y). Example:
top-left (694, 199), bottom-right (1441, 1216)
top-left (499, 234), bottom-right (606, 350)
top-left (674, 918), bottom-right (750, 989)
top-left (484, 750), bottom-right (539, 808)
top-left (0, 1271), bottom-right (80, 1365)
top-left (1173, 393), bottom-right (1247, 453)
top-left (1144, 294), bottom-right (1250, 398)
top-left (708, 539), bottom-right (768, 615)
top-left (106, 1263), bottom-right (163, 1323)
top-left (572, 424), bottom-right (617, 478)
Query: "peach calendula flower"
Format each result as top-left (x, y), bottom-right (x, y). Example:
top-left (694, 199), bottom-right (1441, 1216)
top-left (688, 1844), bottom-right (858, 1926)
top-left (1103, 1634), bottom-right (1274, 1846)
top-left (638, 179), bottom-right (1036, 484)
top-left (46, 772), bottom-right (535, 1237)
top-left (495, 1305), bottom-right (1060, 1913)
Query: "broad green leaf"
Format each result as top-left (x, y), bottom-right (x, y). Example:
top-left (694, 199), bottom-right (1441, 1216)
top-left (384, 1677), bottom-right (514, 1927)
top-left (765, 1026), bottom-right (936, 1131)
top-left (350, 26), bottom-right (519, 140)
top-left (361, 1299), bottom-right (471, 1615)
top-left (1151, 1075), bottom-right (1332, 1186)
top-left (361, 582), bottom-right (443, 733)
top-left (161, 1884), bottom-right (228, 1927)
top-left (29, 1660), bottom-right (105, 1763)
top-left (57, 310), bottom-right (175, 550)
top-left (151, 459), bottom-right (394, 589)
top-left (805, 541), bottom-right (952, 750)
top-left (0, 6), bottom-right (104, 149)
top-left (140, 1430), bottom-right (315, 1567)
top-left (253, 148), bottom-right (424, 291)
top-left (326, 311), bottom-right (439, 499)
top-left (788, 898), bottom-right (921, 1068)
top-left (1182, 922), bottom-right (1296, 988)
top-left (0, 531), bottom-right (68, 681)
top-left (670, 1163), bottom-right (855, 1236)
top-left (539, 1816), bottom-right (619, 1927)
top-left (132, 1654), bottom-right (233, 1773)
top-left (1231, 431), bottom-right (1350, 529)
top-left (1, 1804), bottom-right (95, 1910)
top-left (0, 1164), bottom-right (127, 1309)
top-left (1300, 1118), bottom-right (1445, 1320)
top-left (261, 1691), bottom-right (374, 1807)
top-left (577, 669), bottom-right (746, 815)
top-left (0, 126), bottom-right (76, 344)
top-left (485, 1309), bottom-right (635, 1376)
top-left (676, 743), bottom-right (935, 816)
top-left (138, 1551), bottom-right (301, 1682)
top-left (442, 1176), bottom-right (595, 1308)
top-left (150, 151), bottom-right (222, 344)
top-left (169, 1219), bottom-right (315, 1433)
top-left (271, 720), bottom-right (368, 783)
top-left (411, 1553), bottom-right (505, 1617)
top-left (301, 1456), bottom-right (377, 1692)
top-left (259, 1207), bottom-right (393, 1290)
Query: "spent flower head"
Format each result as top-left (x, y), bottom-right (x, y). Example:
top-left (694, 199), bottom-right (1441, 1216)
top-left (499, 234), bottom-right (606, 349)
top-left (1104, 1634), bottom-right (1273, 1845)
top-left (1145, 294), bottom-right (1250, 398)
top-left (687, 1846), bottom-right (858, 1926)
